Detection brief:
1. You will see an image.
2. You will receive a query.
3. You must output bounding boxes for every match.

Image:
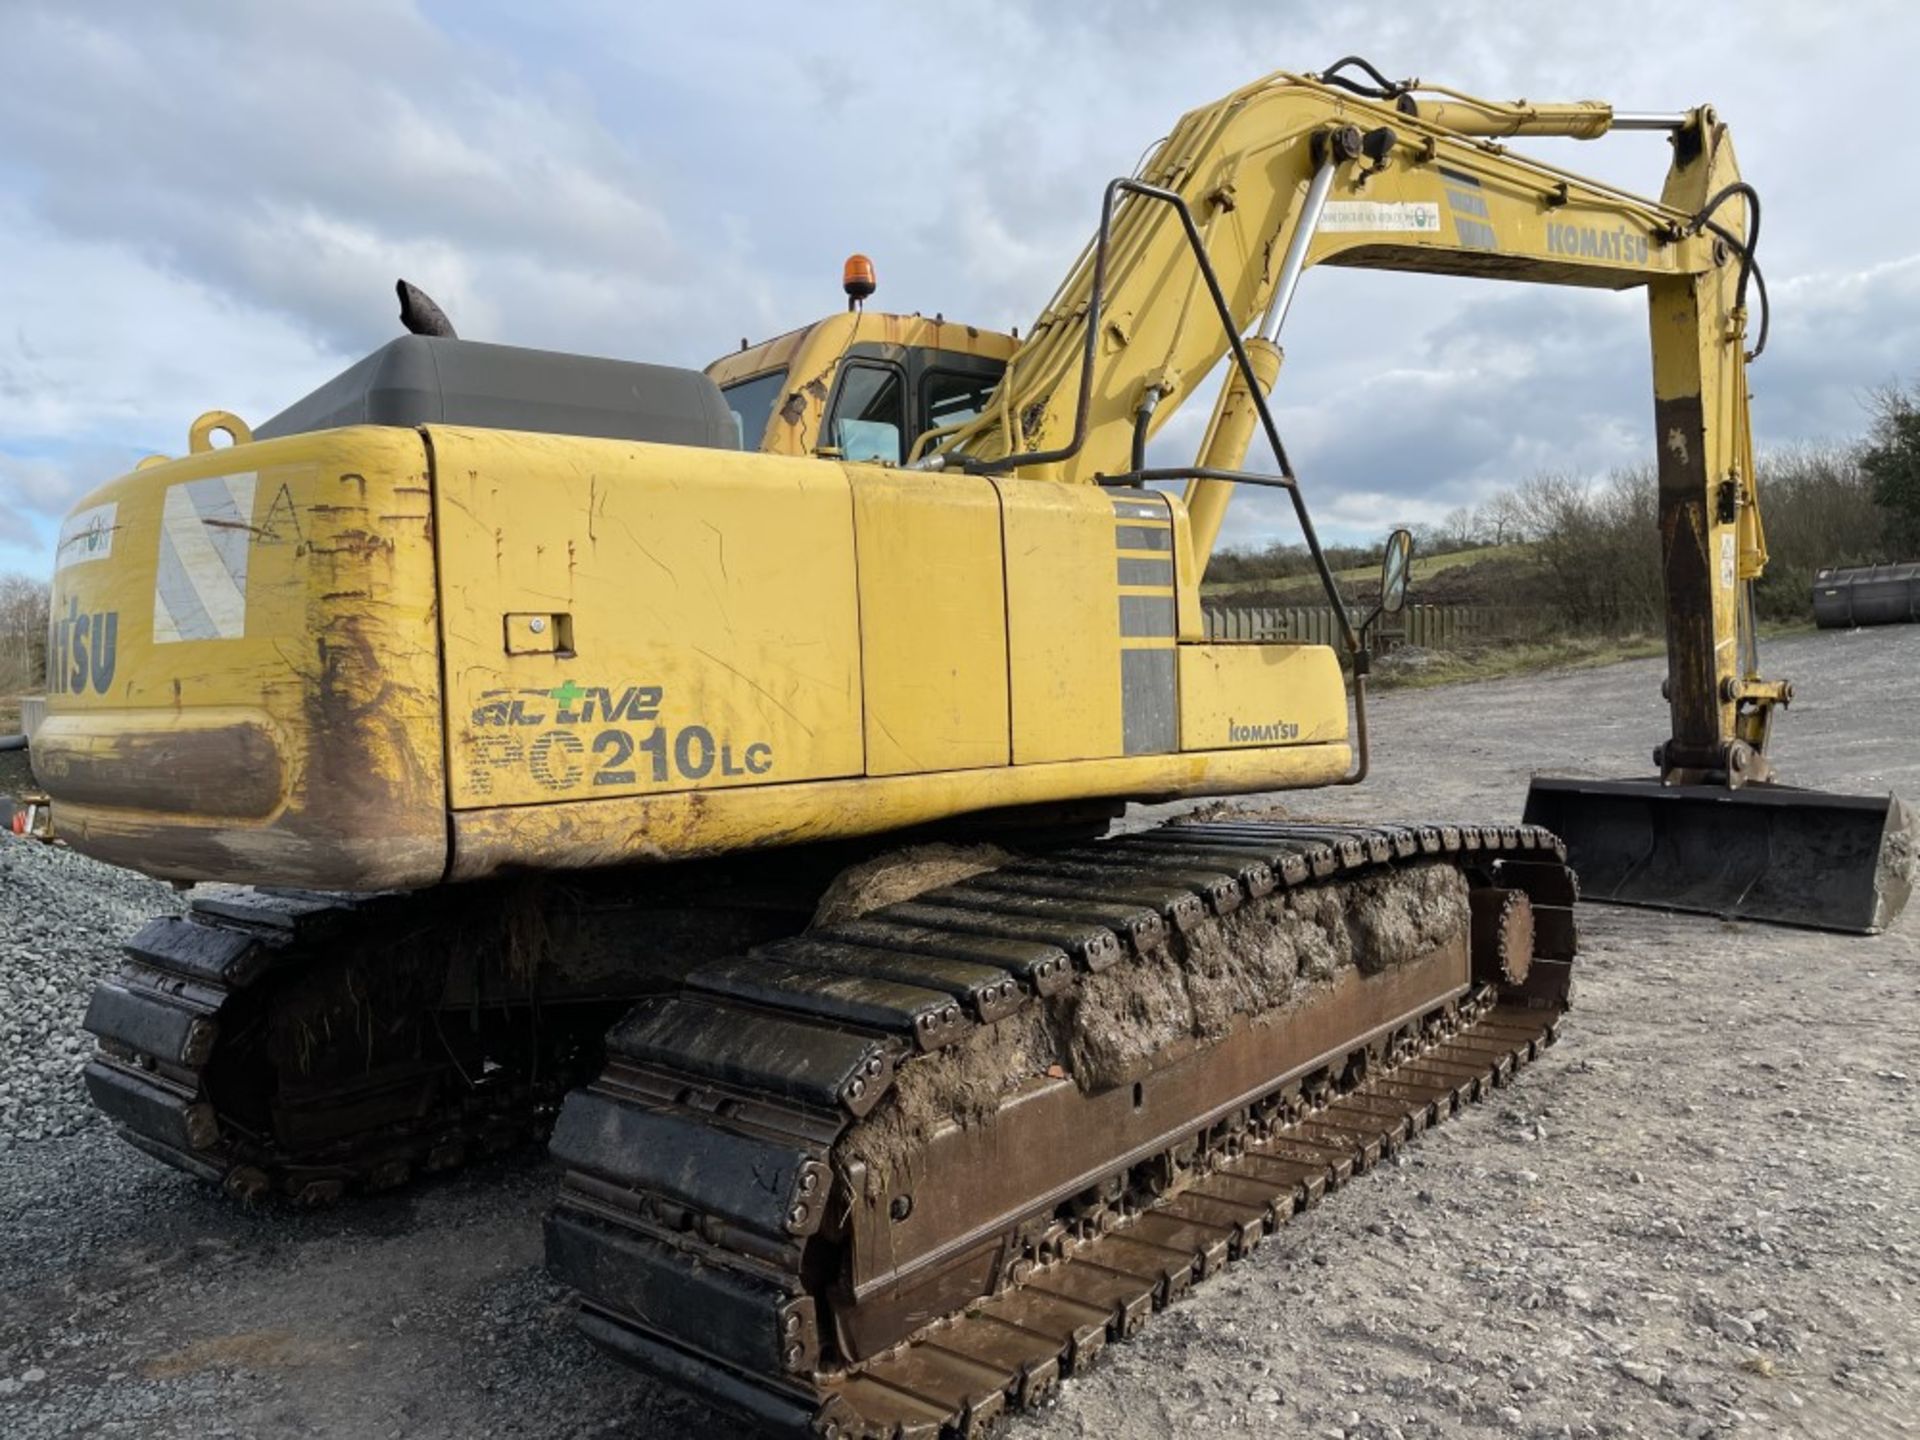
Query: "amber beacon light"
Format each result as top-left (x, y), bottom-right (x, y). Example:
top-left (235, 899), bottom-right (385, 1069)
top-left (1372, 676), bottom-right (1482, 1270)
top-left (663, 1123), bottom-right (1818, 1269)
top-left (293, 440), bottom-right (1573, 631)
top-left (842, 253), bottom-right (876, 310)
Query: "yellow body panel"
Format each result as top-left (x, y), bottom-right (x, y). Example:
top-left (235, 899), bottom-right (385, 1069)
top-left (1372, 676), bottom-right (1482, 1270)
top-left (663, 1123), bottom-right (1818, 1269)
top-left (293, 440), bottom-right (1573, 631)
top-left (35, 427), bottom-right (447, 886)
top-left (998, 482), bottom-right (1129, 763)
top-left (851, 471), bottom-right (1009, 775)
top-left (432, 427), bottom-right (864, 809)
top-left (1177, 644), bottom-right (1348, 750)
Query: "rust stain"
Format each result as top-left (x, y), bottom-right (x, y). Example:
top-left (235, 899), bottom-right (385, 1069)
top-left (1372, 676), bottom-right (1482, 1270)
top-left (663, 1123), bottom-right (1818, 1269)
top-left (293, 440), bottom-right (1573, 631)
top-left (310, 530), bottom-right (394, 558)
top-left (143, 1330), bottom-right (339, 1380)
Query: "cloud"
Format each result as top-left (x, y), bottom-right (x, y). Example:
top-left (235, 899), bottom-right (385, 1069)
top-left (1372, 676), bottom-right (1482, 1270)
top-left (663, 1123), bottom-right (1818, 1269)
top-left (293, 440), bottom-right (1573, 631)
top-left (4, 0), bottom-right (1920, 579)
top-left (0, 1), bottom-right (768, 366)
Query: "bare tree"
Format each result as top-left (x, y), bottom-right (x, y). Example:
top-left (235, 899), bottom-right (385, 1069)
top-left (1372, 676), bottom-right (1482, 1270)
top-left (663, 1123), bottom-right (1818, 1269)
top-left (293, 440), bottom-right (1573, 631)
top-left (0, 574), bottom-right (50, 696)
top-left (1860, 383), bottom-right (1920, 554)
top-left (1437, 506), bottom-right (1482, 552)
top-left (1481, 491), bottom-right (1528, 545)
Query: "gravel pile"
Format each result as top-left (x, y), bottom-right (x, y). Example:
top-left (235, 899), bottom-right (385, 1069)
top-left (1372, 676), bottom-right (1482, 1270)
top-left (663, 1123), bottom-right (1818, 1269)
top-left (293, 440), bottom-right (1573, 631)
top-left (0, 836), bottom-right (182, 1143)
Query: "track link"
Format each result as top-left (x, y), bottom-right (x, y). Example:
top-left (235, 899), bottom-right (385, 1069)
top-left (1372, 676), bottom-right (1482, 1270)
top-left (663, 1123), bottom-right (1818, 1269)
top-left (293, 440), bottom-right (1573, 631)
top-left (547, 818), bottom-right (1578, 1436)
top-left (82, 887), bottom-right (616, 1204)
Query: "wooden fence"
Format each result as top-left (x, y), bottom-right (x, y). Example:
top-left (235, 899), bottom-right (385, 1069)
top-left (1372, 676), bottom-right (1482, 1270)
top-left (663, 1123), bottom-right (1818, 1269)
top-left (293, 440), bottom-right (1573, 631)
top-left (1202, 603), bottom-right (1536, 650)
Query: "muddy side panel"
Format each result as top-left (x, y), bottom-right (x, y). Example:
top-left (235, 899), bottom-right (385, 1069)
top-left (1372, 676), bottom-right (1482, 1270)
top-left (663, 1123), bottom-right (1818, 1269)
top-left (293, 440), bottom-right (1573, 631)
top-left (36, 428), bottom-right (447, 888)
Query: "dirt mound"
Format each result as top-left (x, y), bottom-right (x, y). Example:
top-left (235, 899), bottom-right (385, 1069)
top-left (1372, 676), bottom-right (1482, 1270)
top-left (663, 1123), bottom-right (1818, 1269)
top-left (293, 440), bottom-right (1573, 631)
top-left (836, 860), bottom-right (1468, 1193)
top-left (809, 842), bottom-right (1010, 928)
top-left (1174, 798), bottom-right (1292, 824)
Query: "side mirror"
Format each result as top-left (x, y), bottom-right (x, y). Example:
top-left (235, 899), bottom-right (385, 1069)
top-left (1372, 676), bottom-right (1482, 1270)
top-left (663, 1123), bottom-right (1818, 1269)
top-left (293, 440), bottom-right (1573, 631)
top-left (1380, 528), bottom-right (1414, 614)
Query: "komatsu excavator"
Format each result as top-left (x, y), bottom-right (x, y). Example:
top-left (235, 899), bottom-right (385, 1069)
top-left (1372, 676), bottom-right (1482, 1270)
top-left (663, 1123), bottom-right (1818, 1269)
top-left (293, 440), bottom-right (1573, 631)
top-left (38, 58), bottom-right (1912, 1437)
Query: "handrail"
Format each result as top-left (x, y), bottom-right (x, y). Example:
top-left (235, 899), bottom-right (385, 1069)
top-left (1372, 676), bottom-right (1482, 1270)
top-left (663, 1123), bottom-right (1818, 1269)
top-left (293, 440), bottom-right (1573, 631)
top-left (959, 173), bottom-right (1363, 659)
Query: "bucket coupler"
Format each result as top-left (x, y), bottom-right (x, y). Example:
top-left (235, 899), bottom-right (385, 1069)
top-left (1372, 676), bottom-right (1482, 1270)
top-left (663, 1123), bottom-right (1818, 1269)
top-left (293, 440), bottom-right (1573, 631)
top-left (1523, 776), bottom-right (1915, 935)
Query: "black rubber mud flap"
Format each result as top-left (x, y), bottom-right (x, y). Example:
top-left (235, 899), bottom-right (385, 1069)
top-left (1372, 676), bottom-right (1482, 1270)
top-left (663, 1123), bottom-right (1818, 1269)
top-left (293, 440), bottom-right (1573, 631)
top-left (1523, 776), bottom-right (1915, 935)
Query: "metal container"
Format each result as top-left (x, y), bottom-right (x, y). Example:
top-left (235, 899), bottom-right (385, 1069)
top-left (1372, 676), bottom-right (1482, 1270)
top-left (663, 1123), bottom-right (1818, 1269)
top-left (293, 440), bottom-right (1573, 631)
top-left (1812, 562), bottom-right (1920, 629)
top-left (17, 695), bottom-right (46, 741)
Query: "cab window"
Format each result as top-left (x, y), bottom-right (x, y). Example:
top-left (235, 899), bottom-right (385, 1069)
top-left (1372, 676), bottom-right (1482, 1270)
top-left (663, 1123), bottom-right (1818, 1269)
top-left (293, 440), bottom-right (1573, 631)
top-left (924, 369), bottom-right (998, 434)
top-left (721, 369), bottom-right (788, 450)
top-left (829, 363), bottom-right (905, 463)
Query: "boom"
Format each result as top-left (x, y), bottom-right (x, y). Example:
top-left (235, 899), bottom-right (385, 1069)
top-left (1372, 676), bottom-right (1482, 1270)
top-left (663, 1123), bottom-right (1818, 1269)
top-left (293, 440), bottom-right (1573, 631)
top-left (939, 65), bottom-right (1776, 788)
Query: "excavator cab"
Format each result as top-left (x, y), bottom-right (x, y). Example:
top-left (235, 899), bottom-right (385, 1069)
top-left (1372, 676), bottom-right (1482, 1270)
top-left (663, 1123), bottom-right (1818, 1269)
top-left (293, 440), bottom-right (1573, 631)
top-left (705, 301), bottom-right (1016, 463)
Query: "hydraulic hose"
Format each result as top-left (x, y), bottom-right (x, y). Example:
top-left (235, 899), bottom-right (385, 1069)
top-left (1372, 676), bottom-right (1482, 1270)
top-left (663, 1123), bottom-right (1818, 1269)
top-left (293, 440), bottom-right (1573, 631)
top-left (1685, 181), bottom-right (1769, 359)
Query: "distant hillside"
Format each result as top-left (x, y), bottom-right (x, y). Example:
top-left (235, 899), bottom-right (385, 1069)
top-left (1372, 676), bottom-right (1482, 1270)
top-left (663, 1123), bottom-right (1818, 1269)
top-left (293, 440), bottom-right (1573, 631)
top-left (1204, 542), bottom-right (1544, 610)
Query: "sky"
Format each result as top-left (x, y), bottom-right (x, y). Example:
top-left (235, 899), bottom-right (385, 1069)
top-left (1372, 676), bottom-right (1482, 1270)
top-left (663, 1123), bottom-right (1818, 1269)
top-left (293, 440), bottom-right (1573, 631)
top-left (3, 0), bottom-right (1918, 576)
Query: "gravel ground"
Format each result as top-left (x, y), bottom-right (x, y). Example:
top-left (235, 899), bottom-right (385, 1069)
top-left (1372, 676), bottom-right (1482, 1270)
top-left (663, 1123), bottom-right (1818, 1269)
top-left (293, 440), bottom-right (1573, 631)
top-left (0, 841), bottom-right (181, 1144)
top-left (1, 625), bottom-right (1915, 1439)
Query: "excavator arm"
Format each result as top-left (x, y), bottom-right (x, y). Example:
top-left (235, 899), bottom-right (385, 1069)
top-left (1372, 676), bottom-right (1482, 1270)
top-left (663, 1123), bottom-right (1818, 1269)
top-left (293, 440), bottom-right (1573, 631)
top-left (938, 63), bottom-right (1909, 931)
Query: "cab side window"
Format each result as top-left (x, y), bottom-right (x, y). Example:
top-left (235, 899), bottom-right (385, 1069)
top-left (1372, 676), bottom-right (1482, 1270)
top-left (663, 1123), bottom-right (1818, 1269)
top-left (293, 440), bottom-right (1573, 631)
top-left (829, 363), bottom-right (906, 463)
top-left (924, 370), bottom-right (998, 435)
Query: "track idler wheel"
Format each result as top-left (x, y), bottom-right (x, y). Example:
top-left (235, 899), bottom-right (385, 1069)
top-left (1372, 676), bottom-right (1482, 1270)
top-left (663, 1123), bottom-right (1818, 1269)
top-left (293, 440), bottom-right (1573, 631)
top-left (1469, 887), bottom-right (1535, 987)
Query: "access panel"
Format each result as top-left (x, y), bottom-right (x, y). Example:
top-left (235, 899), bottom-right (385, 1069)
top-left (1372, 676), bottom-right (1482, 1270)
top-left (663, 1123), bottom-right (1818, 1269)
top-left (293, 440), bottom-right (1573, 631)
top-left (432, 428), bottom-right (864, 810)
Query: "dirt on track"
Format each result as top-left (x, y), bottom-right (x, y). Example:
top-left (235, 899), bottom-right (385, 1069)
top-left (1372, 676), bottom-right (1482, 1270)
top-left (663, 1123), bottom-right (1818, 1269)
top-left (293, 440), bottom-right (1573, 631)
top-left (2, 626), bottom-right (1916, 1440)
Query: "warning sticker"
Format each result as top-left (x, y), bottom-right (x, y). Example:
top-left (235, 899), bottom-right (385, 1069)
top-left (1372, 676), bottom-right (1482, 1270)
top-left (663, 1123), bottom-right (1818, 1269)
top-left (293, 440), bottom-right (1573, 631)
top-left (1720, 532), bottom-right (1737, 590)
top-left (1318, 201), bottom-right (1443, 234)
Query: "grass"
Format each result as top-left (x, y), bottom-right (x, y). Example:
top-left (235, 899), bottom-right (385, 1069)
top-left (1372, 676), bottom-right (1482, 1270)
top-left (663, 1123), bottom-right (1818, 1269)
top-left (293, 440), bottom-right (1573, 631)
top-left (1369, 634), bottom-right (1667, 689)
top-left (1203, 542), bottom-right (1534, 598)
top-left (1366, 618), bottom-right (1817, 691)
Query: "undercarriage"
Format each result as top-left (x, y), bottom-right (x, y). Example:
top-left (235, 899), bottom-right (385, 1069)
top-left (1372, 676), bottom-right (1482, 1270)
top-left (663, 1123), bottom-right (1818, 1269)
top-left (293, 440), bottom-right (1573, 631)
top-left (80, 817), bottom-right (1575, 1436)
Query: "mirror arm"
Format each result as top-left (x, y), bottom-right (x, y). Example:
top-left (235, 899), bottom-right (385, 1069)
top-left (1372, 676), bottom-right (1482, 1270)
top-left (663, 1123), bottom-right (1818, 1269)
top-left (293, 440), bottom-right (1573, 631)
top-left (1359, 601), bottom-right (1385, 643)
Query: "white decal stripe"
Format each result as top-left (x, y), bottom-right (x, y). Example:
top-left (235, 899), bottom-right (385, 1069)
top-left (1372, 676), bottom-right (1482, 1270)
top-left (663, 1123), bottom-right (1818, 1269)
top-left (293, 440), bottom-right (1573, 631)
top-left (152, 587), bottom-right (183, 645)
top-left (152, 475), bottom-right (257, 643)
top-left (165, 490), bottom-right (247, 635)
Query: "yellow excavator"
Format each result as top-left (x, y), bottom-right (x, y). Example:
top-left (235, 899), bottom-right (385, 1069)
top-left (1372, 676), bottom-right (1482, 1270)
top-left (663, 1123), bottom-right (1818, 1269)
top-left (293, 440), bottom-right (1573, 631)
top-left (38, 57), bottom-right (1911, 1437)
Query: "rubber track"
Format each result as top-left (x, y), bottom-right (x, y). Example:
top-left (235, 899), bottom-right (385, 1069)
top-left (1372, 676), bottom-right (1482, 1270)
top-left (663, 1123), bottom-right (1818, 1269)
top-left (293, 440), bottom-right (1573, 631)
top-left (817, 998), bottom-right (1558, 1438)
top-left (546, 819), bottom-right (1576, 1437)
top-left (81, 888), bottom-right (575, 1204)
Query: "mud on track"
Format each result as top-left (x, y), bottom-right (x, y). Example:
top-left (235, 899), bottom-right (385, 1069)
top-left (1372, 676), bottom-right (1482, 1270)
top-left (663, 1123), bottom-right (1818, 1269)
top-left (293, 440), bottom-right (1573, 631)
top-left (2, 624), bottom-right (1915, 1439)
